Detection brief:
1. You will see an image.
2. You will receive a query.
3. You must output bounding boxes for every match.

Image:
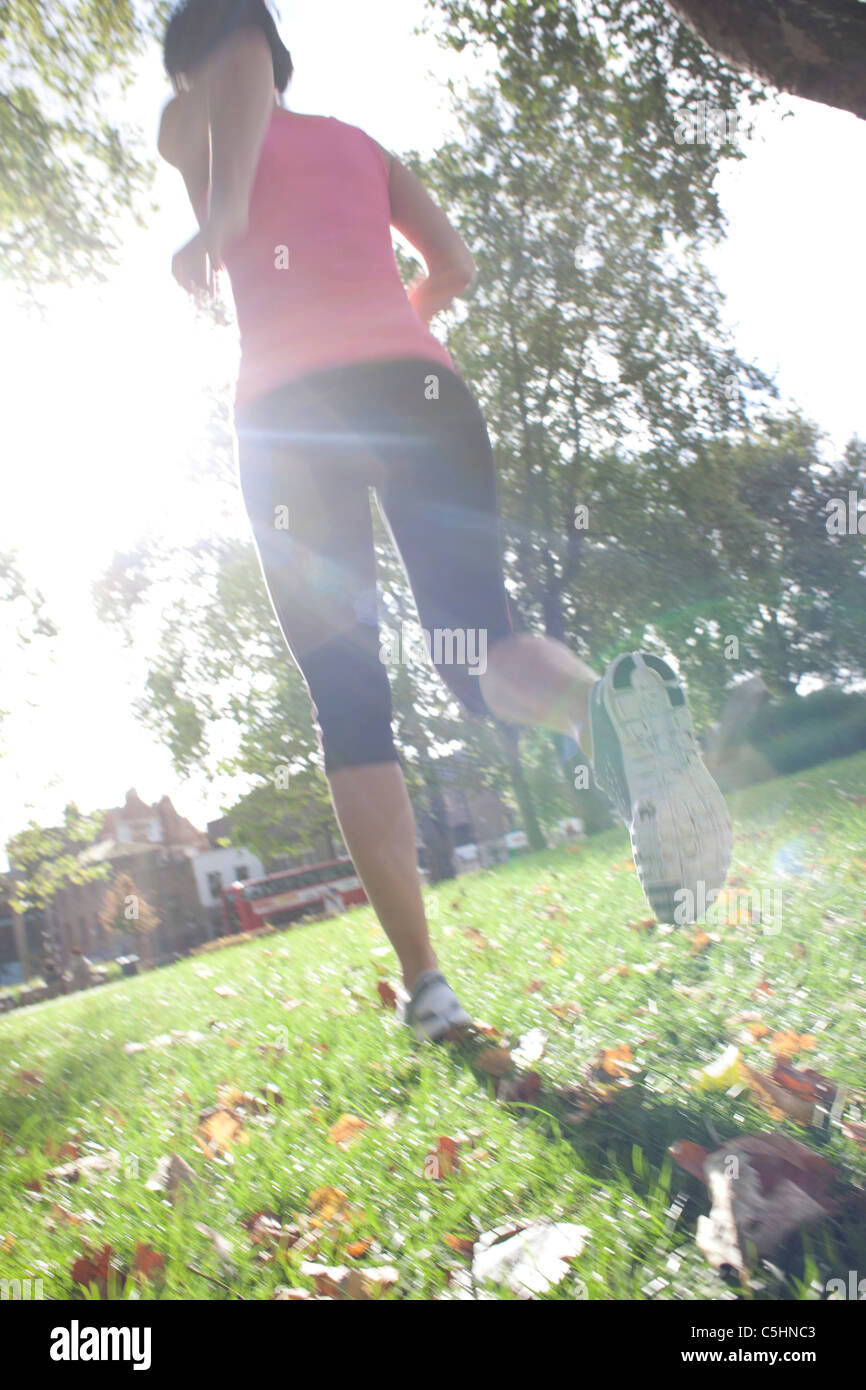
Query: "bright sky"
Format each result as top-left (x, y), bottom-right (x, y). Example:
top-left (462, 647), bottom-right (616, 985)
top-left (1, 1), bottom-right (865, 866)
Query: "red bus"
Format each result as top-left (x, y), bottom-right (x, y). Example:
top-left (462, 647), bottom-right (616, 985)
top-left (220, 858), bottom-right (366, 934)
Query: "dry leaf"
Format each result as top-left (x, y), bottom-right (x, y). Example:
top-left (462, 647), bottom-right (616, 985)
top-left (307, 1186), bottom-right (351, 1224)
top-left (689, 1135), bottom-right (835, 1275)
top-left (472, 1222), bottom-right (589, 1298)
top-left (144, 1152), bottom-right (198, 1197)
top-left (425, 1136), bottom-right (460, 1178)
top-left (70, 1244), bottom-right (117, 1298)
top-left (599, 1044), bottom-right (635, 1078)
top-left (133, 1243), bottom-right (165, 1283)
top-left (475, 1047), bottom-right (513, 1078)
top-left (376, 980), bottom-right (397, 1010)
top-left (769, 1031), bottom-right (816, 1058)
top-left (512, 1029), bottom-right (547, 1067)
top-left (195, 1108), bottom-right (249, 1156)
top-left (444, 1233), bottom-right (476, 1257)
top-left (46, 1152), bottom-right (117, 1184)
top-left (328, 1114), bottom-right (368, 1149)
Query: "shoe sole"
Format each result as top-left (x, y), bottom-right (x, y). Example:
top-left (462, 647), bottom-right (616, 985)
top-left (591, 652), bottom-right (732, 922)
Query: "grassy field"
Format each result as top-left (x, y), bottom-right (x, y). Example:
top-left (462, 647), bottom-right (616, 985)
top-left (1, 752), bottom-right (865, 1301)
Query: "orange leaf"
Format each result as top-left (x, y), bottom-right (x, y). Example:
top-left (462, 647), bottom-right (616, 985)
top-left (600, 1044), bottom-right (634, 1078)
top-left (195, 1108), bottom-right (249, 1156)
top-left (328, 1115), bottom-right (368, 1149)
top-left (746, 1021), bottom-right (770, 1040)
top-left (133, 1243), bottom-right (165, 1283)
top-left (444, 1233), bottom-right (475, 1256)
top-left (376, 980), bottom-right (397, 1010)
top-left (70, 1244), bottom-right (116, 1297)
top-left (669, 1140), bottom-right (710, 1183)
top-left (770, 1031), bottom-right (816, 1058)
top-left (345, 1240), bottom-right (371, 1259)
top-left (744, 1066), bottom-right (816, 1125)
top-left (425, 1135), bottom-right (460, 1179)
top-left (308, 1186), bottom-right (351, 1224)
top-left (771, 1058), bottom-right (837, 1107)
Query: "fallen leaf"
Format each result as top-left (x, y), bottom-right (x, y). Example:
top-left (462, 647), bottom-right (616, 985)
top-left (745, 1067), bottom-right (816, 1124)
top-left (695, 1045), bottom-right (743, 1092)
top-left (70, 1243), bottom-right (118, 1298)
top-left (598, 1044), bottom-right (635, 1078)
top-left (771, 1058), bottom-right (837, 1108)
top-left (299, 1261), bottom-right (398, 1300)
top-left (307, 1186), bottom-right (351, 1224)
top-left (376, 980), bottom-right (397, 1010)
top-left (512, 1029), bottom-right (547, 1067)
top-left (475, 1047), bottom-right (513, 1078)
top-left (769, 1031), bottom-right (816, 1058)
top-left (472, 1222), bottom-right (589, 1298)
top-left (746, 1021), bottom-right (771, 1040)
top-left (444, 1233), bottom-right (476, 1257)
top-left (195, 1108), bottom-right (249, 1156)
top-left (133, 1243), bottom-right (165, 1283)
top-left (684, 1135), bottom-right (836, 1276)
top-left (46, 1152), bottom-right (117, 1184)
top-left (328, 1114), bottom-right (368, 1149)
top-left (498, 1070), bottom-right (543, 1104)
top-left (425, 1136), bottom-right (460, 1179)
top-left (144, 1152), bottom-right (198, 1197)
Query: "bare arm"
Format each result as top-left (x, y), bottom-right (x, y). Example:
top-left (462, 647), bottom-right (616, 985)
top-left (201, 26), bottom-right (275, 261)
top-left (378, 147), bottom-right (477, 321)
top-left (157, 27), bottom-right (274, 293)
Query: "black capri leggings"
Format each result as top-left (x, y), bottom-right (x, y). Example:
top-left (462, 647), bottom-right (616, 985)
top-left (234, 356), bottom-right (514, 773)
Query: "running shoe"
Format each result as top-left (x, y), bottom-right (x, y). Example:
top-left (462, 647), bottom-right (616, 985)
top-left (589, 652), bottom-right (732, 923)
top-left (397, 968), bottom-right (472, 1042)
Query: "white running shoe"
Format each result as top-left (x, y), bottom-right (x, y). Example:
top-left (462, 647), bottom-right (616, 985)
top-left (588, 652), bottom-right (733, 923)
top-left (397, 968), bottom-right (472, 1042)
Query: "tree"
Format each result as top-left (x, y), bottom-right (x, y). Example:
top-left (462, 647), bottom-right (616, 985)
top-left (424, 0), bottom-right (769, 241)
top-left (1, 0), bottom-right (172, 296)
top-left (5, 804), bottom-right (108, 978)
top-left (403, 80), bottom-right (771, 708)
top-left (98, 870), bottom-right (160, 967)
top-left (665, 0), bottom-right (866, 121)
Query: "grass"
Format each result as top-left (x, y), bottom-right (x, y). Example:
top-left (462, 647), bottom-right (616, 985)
top-left (1, 751), bottom-right (865, 1301)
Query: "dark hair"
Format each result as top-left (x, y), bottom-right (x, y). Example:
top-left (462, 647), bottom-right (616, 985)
top-left (163, 0), bottom-right (293, 93)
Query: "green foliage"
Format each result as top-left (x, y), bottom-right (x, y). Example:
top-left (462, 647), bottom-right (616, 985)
top-left (422, 0), bottom-right (770, 239)
top-left (744, 688), bottom-right (866, 776)
top-left (1, 0), bottom-right (172, 296)
top-left (5, 803), bottom-right (108, 914)
top-left (98, 870), bottom-right (160, 937)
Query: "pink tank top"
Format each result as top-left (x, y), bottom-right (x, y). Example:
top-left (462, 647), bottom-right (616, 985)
top-left (219, 111), bottom-right (458, 412)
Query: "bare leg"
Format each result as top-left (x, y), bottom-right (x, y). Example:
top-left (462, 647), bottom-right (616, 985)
top-left (480, 633), bottom-right (601, 758)
top-left (327, 762), bottom-right (438, 992)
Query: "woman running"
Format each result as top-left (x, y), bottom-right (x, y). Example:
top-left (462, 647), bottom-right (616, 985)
top-left (158, 0), bottom-right (732, 1041)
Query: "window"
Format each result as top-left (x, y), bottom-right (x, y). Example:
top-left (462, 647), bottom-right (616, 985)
top-left (207, 871), bottom-right (222, 899)
top-left (235, 864), bottom-right (250, 881)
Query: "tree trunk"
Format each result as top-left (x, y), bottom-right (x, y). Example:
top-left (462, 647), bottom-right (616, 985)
top-left (497, 726), bottom-right (547, 851)
top-left (666, 0), bottom-right (866, 121)
top-left (419, 770), bottom-right (457, 883)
